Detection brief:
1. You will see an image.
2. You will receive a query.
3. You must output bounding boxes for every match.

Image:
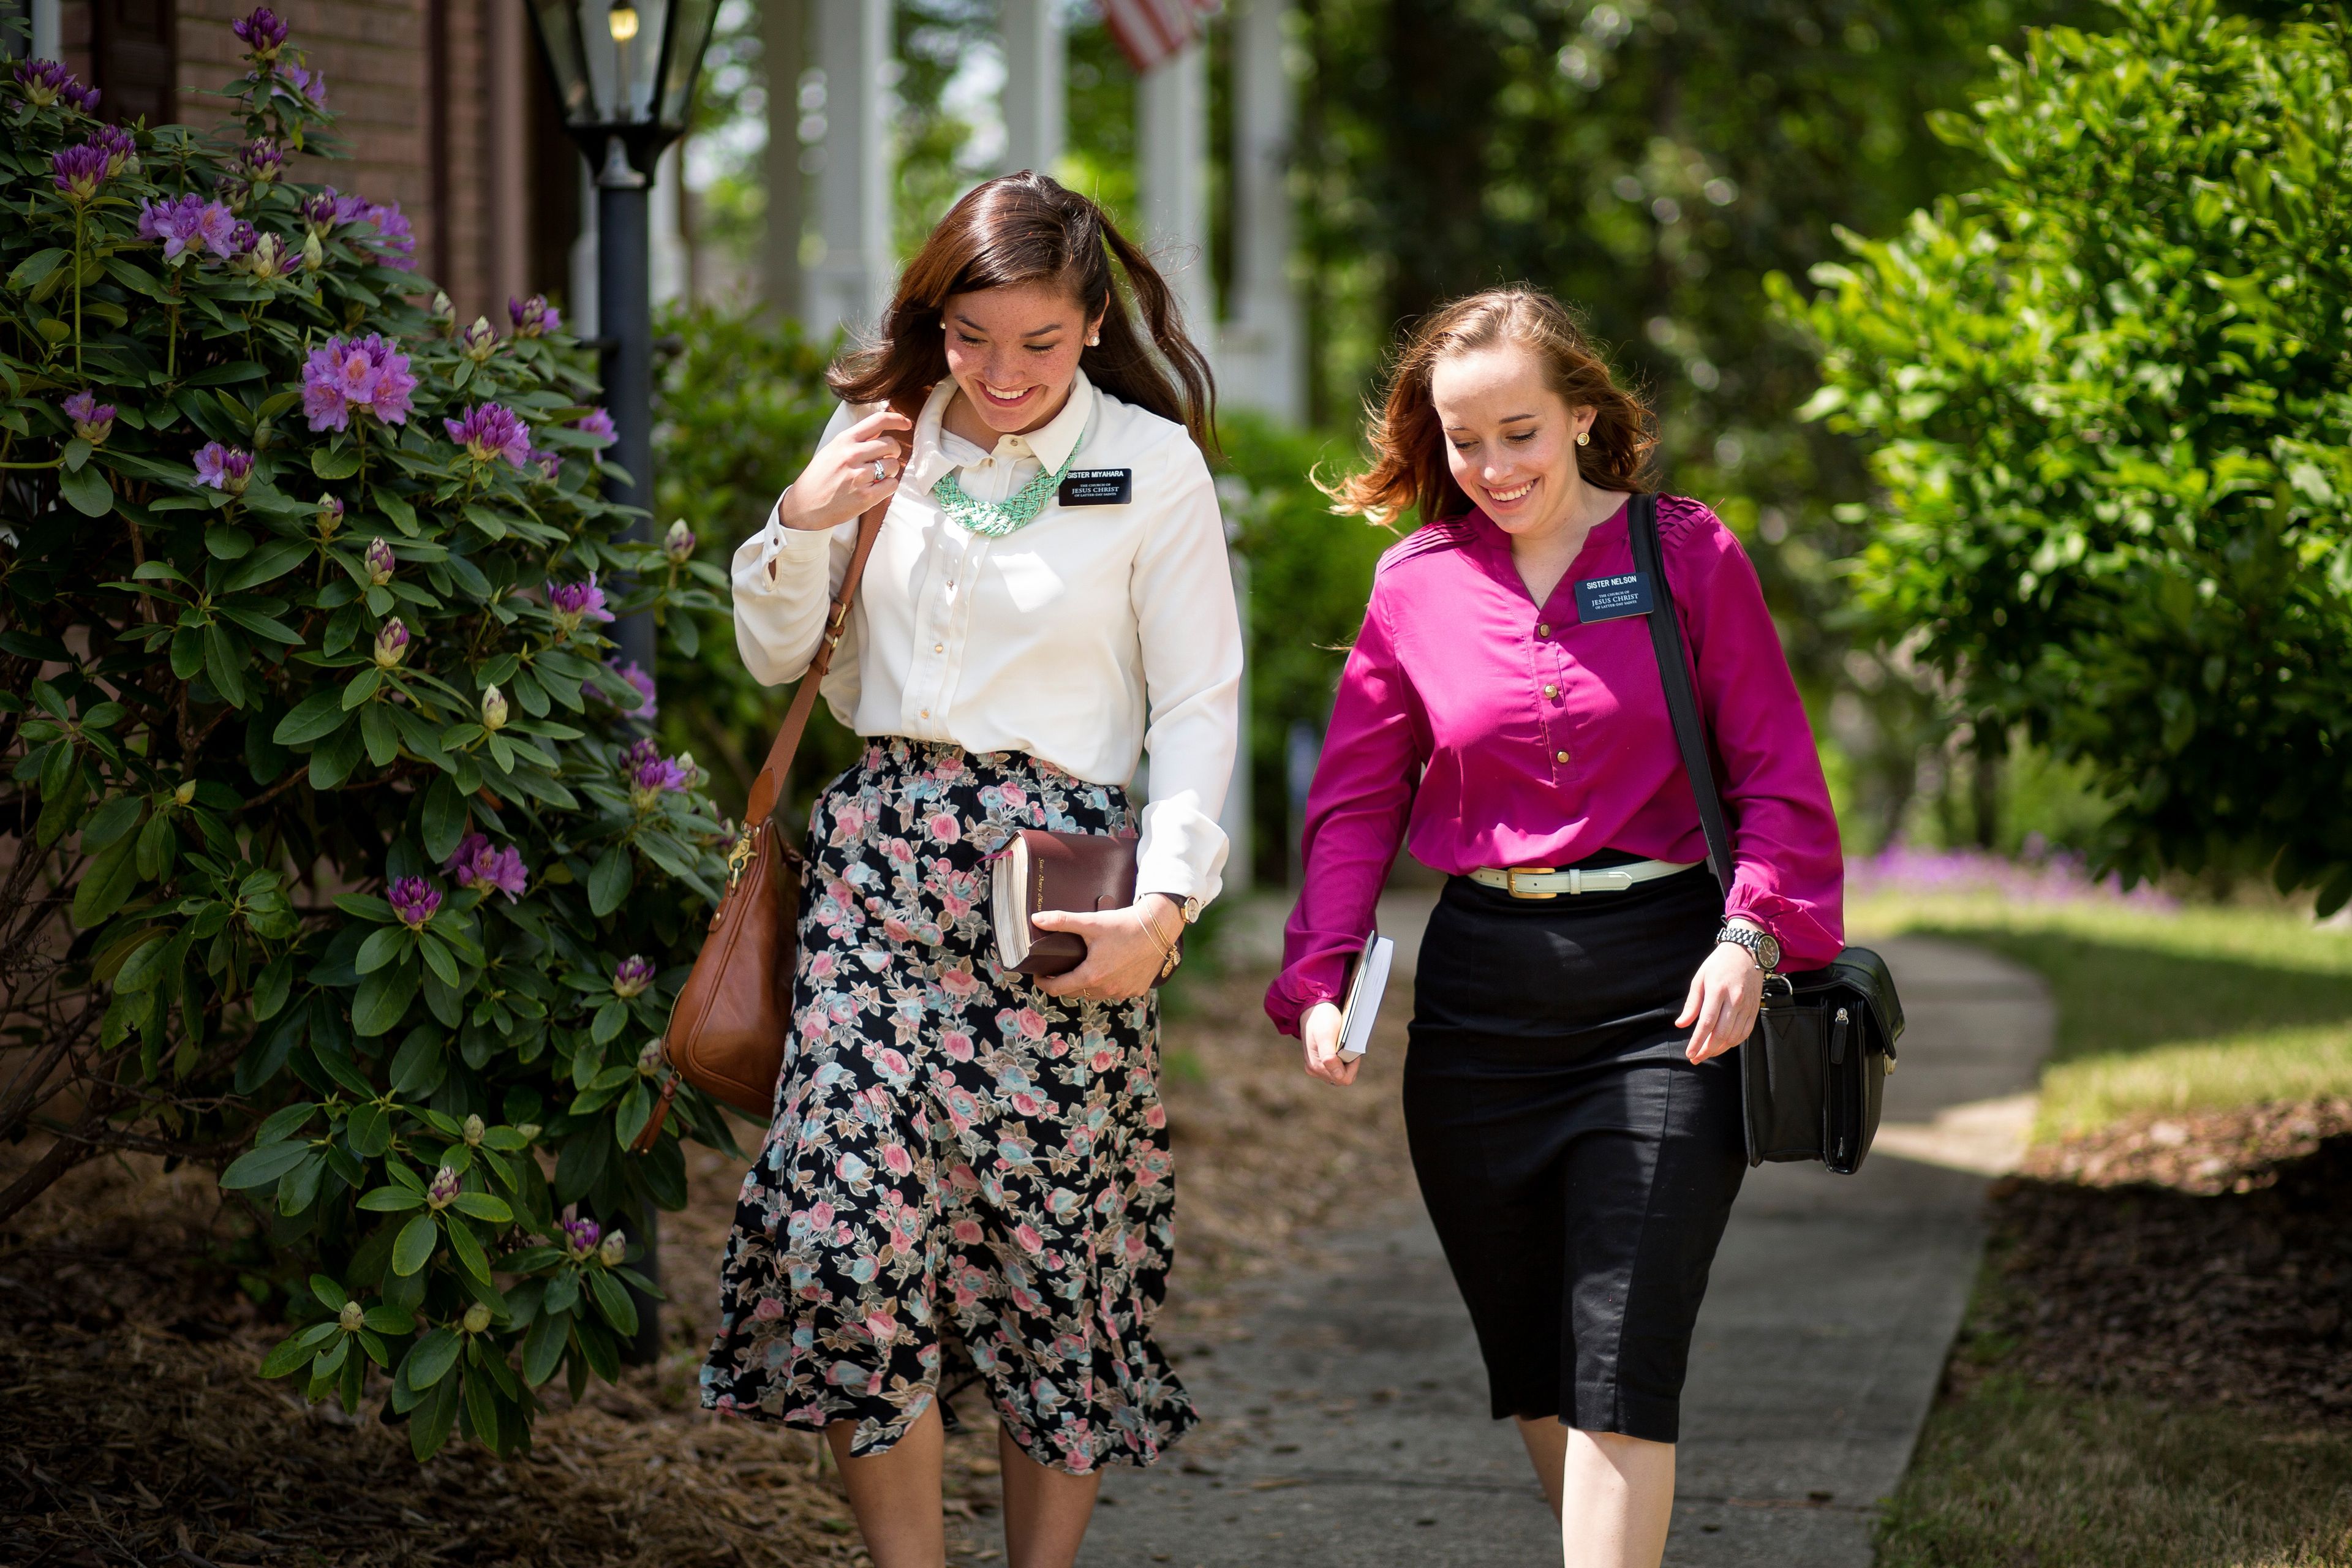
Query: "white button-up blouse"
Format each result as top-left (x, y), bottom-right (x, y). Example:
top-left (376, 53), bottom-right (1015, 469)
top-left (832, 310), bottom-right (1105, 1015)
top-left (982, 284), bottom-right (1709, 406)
top-left (730, 371), bottom-right (1244, 905)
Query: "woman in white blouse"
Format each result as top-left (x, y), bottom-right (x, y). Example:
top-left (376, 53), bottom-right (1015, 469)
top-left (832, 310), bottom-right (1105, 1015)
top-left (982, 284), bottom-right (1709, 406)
top-left (701, 172), bottom-right (1242, 1568)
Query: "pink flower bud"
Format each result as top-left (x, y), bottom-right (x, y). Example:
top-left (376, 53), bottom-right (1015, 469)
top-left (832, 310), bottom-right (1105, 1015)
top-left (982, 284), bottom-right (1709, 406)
top-left (372, 618), bottom-right (409, 668)
top-left (462, 1114), bottom-right (485, 1146)
top-left (363, 536), bottom-right (395, 586)
top-left (612, 956), bottom-right (655, 998)
top-left (424, 1164), bottom-right (461, 1210)
top-left (479, 684), bottom-right (509, 731)
top-left (663, 519), bottom-right (696, 563)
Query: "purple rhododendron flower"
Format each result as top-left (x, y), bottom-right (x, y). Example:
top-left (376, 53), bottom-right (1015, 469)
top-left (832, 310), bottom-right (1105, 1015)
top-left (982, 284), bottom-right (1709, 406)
top-left (239, 232), bottom-right (296, 281)
top-left (586, 659), bottom-right (657, 717)
top-left (51, 143), bottom-right (110, 202)
top-left (508, 294), bottom-right (560, 336)
top-left (363, 537), bottom-right (396, 584)
top-left (622, 738), bottom-right (692, 805)
top-left (233, 7), bottom-right (291, 56)
top-left (662, 519), bottom-right (696, 562)
top-left (302, 186), bottom-right (369, 227)
top-left (575, 406), bottom-right (617, 447)
top-left (63, 391), bottom-right (116, 445)
top-left (459, 316), bottom-right (498, 361)
top-left (88, 124), bottom-right (135, 176)
top-left (301, 334), bottom-right (417, 432)
top-left (228, 219), bottom-right (258, 257)
top-left (140, 195), bottom-right (239, 262)
top-left (15, 59), bottom-right (97, 111)
top-left (545, 572), bottom-right (614, 634)
top-left (424, 1164), bottom-right (462, 1209)
top-left (612, 956), bottom-right (655, 998)
top-left (445, 402), bottom-right (531, 468)
top-left (558, 1210), bottom-right (602, 1259)
top-left (388, 876), bottom-right (441, 929)
top-left (282, 62), bottom-right (327, 105)
top-left (317, 493), bottom-right (345, 533)
top-left (235, 137), bottom-right (284, 183)
top-left (360, 200), bottom-right (416, 269)
top-left (445, 832), bottom-right (529, 902)
top-left (372, 619), bottom-right (410, 668)
top-left (192, 442), bottom-right (254, 494)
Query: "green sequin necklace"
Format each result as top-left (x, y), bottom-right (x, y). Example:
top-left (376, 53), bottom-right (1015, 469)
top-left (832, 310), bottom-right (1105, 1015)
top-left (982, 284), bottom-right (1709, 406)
top-left (927, 401), bottom-right (1094, 538)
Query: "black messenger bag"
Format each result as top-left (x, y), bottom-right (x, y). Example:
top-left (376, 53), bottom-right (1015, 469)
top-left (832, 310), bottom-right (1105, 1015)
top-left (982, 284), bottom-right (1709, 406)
top-left (1627, 494), bottom-right (1905, 1175)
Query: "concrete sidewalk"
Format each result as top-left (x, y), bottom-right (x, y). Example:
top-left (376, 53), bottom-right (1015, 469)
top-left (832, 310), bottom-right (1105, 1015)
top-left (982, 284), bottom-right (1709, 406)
top-left (1078, 903), bottom-right (2051, 1567)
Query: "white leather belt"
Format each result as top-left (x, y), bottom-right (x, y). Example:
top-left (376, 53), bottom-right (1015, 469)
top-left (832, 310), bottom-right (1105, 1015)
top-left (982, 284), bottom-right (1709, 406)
top-left (1469, 859), bottom-right (1700, 899)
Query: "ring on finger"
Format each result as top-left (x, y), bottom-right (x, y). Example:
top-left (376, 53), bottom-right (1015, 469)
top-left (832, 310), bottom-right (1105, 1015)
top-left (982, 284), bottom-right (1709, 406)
top-left (870, 458), bottom-right (889, 483)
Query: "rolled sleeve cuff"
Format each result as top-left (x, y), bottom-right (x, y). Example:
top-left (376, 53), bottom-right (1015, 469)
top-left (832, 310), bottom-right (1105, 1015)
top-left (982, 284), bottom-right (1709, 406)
top-left (729, 496), bottom-right (833, 598)
top-left (1134, 797), bottom-right (1228, 909)
top-left (1264, 962), bottom-right (1347, 1038)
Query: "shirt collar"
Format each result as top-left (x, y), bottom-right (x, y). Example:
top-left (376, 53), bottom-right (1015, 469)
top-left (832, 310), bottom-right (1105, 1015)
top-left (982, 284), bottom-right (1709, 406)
top-left (904, 371), bottom-right (1096, 494)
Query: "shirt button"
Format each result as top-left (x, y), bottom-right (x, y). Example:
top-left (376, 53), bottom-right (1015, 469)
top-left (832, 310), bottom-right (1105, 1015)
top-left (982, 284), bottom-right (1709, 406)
top-left (921, 709), bottom-right (931, 718)
top-left (933, 643), bottom-right (944, 653)
top-left (1537, 622), bottom-right (1551, 638)
top-left (1555, 749), bottom-right (1570, 763)
top-left (1542, 684), bottom-right (1559, 700)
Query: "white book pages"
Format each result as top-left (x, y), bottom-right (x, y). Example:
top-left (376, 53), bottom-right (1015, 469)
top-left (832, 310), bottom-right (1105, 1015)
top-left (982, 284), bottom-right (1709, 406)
top-left (992, 838), bottom-right (1031, 969)
top-left (1338, 932), bottom-right (1395, 1058)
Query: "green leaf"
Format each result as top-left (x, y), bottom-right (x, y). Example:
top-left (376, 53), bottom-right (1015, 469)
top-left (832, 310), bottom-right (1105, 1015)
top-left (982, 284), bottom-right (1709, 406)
top-left (588, 1268), bottom-right (639, 1338)
top-left (347, 1100), bottom-right (393, 1158)
top-left (7, 247), bottom-right (69, 290)
top-left (252, 1101), bottom-right (318, 1145)
top-left (405, 1325), bottom-right (462, 1389)
top-left (252, 953), bottom-right (295, 1022)
top-left (361, 701), bottom-right (399, 767)
top-left (450, 1191), bottom-right (513, 1224)
top-left (520, 1306), bottom-right (568, 1386)
top-left (590, 998), bottom-right (627, 1046)
top-left (187, 360), bottom-right (267, 386)
top-left (354, 924), bottom-right (410, 975)
top-left (409, 1373), bottom-right (461, 1461)
top-left (78, 793), bottom-right (144, 851)
top-left (388, 1029), bottom-right (448, 1098)
top-left (69, 835), bottom-right (141, 928)
top-left (274, 689), bottom-right (350, 747)
top-left (312, 444), bottom-right (362, 481)
top-left (262, 1326), bottom-right (332, 1379)
top-left (309, 1273), bottom-right (350, 1311)
top-left (203, 622), bottom-right (247, 709)
top-left (417, 930), bottom-right (462, 990)
top-left (59, 462), bottom-right (113, 518)
top-left (358, 1185), bottom-right (426, 1212)
top-left (421, 775), bottom-right (467, 864)
top-left (341, 666), bottom-right (383, 709)
top-left (391, 1212), bottom-right (440, 1276)
top-left (221, 1139), bottom-right (314, 1190)
top-left (364, 1303), bottom-right (418, 1335)
top-left (587, 845), bottom-right (632, 917)
top-left (443, 1212), bottom-right (492, 1284)
top-left (353, 963), bottom-right (420, 1037)
top-left (223, 536), bottom-right (312, 592)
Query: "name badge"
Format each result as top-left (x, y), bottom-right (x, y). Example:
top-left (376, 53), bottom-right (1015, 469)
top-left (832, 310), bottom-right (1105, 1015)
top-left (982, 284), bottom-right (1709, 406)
top-left (1575, 572), bottom-right (1654, 622)
top-left (1058, 468), bottom-right (1133, 507)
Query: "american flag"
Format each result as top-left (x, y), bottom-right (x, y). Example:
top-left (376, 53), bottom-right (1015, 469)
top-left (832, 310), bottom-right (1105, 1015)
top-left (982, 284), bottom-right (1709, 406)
top-left (1096, 0), bottom-right (1221, 74)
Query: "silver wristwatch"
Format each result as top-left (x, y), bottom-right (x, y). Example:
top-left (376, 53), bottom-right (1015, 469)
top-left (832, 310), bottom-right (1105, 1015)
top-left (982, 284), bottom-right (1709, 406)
top-left (1714, 922), bottom-right (1781, 973)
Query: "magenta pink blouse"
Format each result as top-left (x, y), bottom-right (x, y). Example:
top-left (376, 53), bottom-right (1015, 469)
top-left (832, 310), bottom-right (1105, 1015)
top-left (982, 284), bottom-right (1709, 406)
top-left (1265, 496), bottom-right (1844, 1036)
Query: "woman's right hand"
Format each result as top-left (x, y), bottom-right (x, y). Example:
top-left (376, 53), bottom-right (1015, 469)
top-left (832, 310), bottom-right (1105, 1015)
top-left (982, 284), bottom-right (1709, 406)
top-left (777, 408), bottom-right (913, 532)
top-left (1300, 1001), bottom-right (1359, 1087)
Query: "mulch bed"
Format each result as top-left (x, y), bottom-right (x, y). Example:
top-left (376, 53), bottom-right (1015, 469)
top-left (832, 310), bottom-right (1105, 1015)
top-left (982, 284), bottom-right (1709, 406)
top-left (1961, 1097), bottom-right (2352, 1424)
top-left (0, 962), bottom-right (1409, 1567)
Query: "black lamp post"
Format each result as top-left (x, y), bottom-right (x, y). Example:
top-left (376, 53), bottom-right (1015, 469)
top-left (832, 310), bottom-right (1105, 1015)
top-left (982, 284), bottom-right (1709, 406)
top-left (525, 0), bottom-right (720, 684)
top-left (523, 0), bottom-right (719, 1365)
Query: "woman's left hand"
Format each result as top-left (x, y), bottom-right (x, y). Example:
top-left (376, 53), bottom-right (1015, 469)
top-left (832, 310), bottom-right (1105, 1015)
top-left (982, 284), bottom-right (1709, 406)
top-left (1033, 895), bottom-right (1181, 1005)
top-left (1677, 936), bottom-right (1766, 1063)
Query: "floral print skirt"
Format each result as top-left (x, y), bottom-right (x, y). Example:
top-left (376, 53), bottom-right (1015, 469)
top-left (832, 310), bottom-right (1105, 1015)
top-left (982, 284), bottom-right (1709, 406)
top-left (700, 739), bottom-right (1195, 1474)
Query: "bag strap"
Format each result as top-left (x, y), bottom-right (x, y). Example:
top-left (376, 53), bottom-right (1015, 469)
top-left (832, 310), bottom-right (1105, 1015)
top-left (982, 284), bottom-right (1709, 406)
top-left (741, 499), bottom-right (889, 829)
top-left (1626, 492), bottom-right (1737, 899)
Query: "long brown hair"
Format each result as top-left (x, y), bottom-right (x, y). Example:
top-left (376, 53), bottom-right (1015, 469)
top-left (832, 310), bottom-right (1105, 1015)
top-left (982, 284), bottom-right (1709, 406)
top-left (1326, 287), bottom-right (1656, 526)
top-left (829, 172), bottom-right (1216, 450)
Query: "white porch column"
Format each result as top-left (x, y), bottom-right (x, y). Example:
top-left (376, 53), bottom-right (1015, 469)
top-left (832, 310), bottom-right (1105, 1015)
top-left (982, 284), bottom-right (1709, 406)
top-left (32, 0), bottom-right (59, 61)
top-left (1136, 40), bottom-right (1213, 344)
top-left (1001, 0), bottom-right (1065, 176)
top-left (1218, 0), bottom-right (1304, 423)
top-left (761, 0), bottom-right (810, 317)
top-left (805, 0), bottom-right (894, 340)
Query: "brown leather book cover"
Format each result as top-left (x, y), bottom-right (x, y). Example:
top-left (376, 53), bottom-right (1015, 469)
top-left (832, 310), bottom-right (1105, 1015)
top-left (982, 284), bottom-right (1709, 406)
top-left (991, 828), bottom-right (1139, 976)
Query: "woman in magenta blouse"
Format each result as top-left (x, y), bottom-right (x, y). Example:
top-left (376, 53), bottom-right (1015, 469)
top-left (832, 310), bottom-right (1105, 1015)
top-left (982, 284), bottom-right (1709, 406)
top-left (1267, 288), bottom-right (1841, 1566)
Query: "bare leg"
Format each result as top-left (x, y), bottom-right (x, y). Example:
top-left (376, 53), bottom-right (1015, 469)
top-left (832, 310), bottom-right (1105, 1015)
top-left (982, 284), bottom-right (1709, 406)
top-left (997, 1423), bottom-right (1104, 1568)
top-left (1559, 1429), bottom-right (1674, 1568)
top-left (1515, 1415), bottom-right (1569, 1520)
top-left (827, 1402), bottom-right (948, 1568)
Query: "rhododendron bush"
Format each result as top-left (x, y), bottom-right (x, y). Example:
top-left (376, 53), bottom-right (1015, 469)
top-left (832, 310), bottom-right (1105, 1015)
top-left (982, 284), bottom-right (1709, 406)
top-left (0, 12), bottom-right (742, 1459)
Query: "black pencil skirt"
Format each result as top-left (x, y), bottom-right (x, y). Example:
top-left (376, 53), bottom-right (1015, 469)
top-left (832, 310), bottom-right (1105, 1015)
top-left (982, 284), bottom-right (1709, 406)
top-left (1404, 861), bottom-right (1746, 1444)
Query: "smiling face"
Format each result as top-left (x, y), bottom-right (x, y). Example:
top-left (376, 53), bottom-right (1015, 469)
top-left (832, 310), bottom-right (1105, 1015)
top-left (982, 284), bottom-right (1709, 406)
top-left (940, 281), bottom-right (1104, 437)
top-left (1428, 344), bottom-right (1596, 538)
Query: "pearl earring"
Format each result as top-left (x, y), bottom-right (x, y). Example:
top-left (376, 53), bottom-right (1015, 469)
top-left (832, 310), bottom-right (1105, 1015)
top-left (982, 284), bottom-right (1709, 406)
top-left (1085, 333), bottom-right (1099, 346)
top-left (1576, 430), bottom-right (1591, 447)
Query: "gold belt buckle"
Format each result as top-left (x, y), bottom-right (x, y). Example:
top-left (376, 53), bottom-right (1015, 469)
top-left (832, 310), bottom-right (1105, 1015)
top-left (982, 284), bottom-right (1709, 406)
top-left (1505, 865), bottom-right (1558, 900)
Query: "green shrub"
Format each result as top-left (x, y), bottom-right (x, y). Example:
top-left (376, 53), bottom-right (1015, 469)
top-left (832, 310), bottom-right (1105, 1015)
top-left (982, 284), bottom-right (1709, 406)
top-left (1782, 0), bottom-right (2352, 907)
top-left (0, 13), bottom-right (738, 1459)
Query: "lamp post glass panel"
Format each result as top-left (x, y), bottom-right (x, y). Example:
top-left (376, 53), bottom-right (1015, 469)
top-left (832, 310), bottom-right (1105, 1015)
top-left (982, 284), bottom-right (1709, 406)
top-left (526, 0), bottom-right (719, 684)
top-left (524, 0), bottom-right (718, 1363)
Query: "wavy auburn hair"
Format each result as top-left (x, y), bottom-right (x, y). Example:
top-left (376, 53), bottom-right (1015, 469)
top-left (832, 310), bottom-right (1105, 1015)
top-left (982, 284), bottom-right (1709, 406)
top-left (1327, 287), bottom-right (1656, 526)
top-left (829, 172), bottom-right (1216, 450)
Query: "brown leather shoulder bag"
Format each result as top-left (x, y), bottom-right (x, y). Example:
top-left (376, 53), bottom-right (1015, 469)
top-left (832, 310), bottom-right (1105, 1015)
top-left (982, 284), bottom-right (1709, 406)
top-left (628, 501), bottom-right (888, 1155)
